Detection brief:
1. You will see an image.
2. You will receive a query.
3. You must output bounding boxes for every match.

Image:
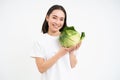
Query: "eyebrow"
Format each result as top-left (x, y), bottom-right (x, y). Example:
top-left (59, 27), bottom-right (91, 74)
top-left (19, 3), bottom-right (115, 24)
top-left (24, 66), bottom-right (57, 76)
top-left (52, 15), bottom-right (64, 19)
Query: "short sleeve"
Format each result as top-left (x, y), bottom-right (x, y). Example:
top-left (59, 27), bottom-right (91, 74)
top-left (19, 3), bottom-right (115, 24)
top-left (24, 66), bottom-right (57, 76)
top-left (30, 41), bottom-right (46, 59)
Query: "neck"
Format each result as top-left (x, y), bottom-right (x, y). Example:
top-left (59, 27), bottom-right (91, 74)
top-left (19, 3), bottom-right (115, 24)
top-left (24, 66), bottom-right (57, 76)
top-left (48, 31), bottom-right (60, 36)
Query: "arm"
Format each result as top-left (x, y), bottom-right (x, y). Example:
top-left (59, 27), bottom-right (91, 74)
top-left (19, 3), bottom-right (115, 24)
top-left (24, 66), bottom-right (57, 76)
top-left (69, 52), bottom-right (77, 68)
top-left (35, 47), bottom-right (68, 73)
top-left (69, 41), bottom-right (82, 68)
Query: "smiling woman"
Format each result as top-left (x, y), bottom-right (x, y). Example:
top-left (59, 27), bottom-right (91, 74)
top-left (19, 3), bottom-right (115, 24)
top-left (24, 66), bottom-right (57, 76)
top-left (46, 9), bottom-right (65, 36)
top-left (30, 4), bottom-right (82, 80)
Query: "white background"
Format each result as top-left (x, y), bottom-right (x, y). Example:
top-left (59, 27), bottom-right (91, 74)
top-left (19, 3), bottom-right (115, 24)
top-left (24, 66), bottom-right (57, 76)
top-left (0, 0), bottom-right (120, 80)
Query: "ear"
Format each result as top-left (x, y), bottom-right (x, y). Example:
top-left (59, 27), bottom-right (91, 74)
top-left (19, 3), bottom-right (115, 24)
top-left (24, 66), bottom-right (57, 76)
top-left (46, 15), bottom-right (49, 22)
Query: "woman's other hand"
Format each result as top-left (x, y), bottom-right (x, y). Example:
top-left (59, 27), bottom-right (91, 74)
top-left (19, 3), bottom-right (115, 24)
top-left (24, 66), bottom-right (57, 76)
top-left (68, 41), bottom-right (82, 54)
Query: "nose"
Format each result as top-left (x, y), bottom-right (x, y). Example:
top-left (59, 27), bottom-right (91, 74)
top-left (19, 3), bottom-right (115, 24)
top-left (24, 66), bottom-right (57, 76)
top-left (55, 19), bottom-right (60, 25)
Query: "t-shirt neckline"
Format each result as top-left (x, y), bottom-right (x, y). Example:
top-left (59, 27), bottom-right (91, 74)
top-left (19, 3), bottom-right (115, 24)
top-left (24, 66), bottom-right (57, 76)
top-left (45, 33), bottom-right (59, 38)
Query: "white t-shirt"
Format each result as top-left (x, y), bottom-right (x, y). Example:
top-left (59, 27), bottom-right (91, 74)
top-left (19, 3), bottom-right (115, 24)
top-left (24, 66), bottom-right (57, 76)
top-left (31, 33), bottom-right (72, 80)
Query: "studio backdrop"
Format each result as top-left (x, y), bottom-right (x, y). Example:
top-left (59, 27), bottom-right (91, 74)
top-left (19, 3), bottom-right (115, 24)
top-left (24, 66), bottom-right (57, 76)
top-left (0, 0), bottom-right (120, 80)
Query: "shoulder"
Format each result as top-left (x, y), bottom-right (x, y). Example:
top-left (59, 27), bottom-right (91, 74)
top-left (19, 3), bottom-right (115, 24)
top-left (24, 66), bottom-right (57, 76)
top-left (34, 33), bottom-right (48, 45)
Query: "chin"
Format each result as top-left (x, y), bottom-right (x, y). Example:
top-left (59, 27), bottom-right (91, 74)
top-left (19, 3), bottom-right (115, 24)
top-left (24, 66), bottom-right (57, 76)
top-left (53, 29), bottom-right (59, 32)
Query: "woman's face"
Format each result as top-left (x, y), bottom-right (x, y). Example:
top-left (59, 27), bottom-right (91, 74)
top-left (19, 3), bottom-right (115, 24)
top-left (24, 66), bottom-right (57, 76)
top-left (46, 9), bottom-right (65, 33)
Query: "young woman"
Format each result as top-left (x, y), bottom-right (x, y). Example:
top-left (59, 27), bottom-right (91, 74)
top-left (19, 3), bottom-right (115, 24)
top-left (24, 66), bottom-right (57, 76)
top-left (31, 4), bottom-right (82, 80)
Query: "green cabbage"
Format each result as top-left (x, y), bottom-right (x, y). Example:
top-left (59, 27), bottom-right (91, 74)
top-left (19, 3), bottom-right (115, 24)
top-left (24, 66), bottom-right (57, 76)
top-left (59, 26), bottom-right (85, 48)
top-left (80, 32), bottom-right (85, 40)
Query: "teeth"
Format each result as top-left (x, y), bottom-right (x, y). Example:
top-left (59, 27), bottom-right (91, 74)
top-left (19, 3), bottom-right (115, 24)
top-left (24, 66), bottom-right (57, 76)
top-left (53, 24), bottom-right (57, 26)
top-left (53, 24), bottom-right (59, 28)
top-left (54, 26), bottom-right (58, 29)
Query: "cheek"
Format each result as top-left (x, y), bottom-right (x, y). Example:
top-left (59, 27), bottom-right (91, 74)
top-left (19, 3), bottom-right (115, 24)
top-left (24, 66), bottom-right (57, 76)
top-left (50, 18), bottom-right (56, 23)
top-left (47, 18), bottom-right (54, 23)
top-left (61, 21), bottom-right (64, 26)
top-left (48, 20), bottom-right (54, 26)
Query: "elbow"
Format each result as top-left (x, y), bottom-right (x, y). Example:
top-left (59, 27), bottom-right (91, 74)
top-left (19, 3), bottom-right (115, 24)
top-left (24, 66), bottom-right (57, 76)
top-left (71, 60), bottom-right (77, 68)
top-left (35, 57), bottom-right (47, 73)
top-left (71, 65), bottom-right (76, 68)
top-left (38, 69), bottom-right (45, 73)
top-left (71, 64), bottom-right (76, 68)
top-left (37, 66), bottom-right (46, 73)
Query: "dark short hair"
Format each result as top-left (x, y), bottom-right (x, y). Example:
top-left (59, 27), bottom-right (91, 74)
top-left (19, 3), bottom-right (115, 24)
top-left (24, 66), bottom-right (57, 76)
top-left (42, 5), bottom-right (67, 33)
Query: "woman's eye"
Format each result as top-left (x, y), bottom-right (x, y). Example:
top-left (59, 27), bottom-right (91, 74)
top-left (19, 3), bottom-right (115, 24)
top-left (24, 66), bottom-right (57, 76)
top-left (60, 18), bottom-right (64, 21)
top-left (53, 17), bottom-right (57, 19)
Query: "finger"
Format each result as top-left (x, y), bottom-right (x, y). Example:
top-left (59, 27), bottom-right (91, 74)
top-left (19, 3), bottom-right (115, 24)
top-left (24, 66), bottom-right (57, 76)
top-left (77, 44), bottom-right (80, 48)
top-left (71, 46), bottom-right (76, 51)
top-left (64, 48), bottom-right (69, 51)
top-left (75, 43), bottom-right (80, 50)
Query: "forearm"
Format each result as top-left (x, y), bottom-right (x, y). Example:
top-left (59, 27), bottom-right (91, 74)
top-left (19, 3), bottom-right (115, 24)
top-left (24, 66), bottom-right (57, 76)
top-left (69, 52), bottom-right (77, 68)
top-left (41, 52), bottom-right (62, 72)
top-left (36, 48), bottom-right (67, 73)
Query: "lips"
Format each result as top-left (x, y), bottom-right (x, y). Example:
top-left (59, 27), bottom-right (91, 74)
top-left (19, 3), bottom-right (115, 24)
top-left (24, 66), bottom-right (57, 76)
top-left (53, 24), bottom-right (60, 29)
